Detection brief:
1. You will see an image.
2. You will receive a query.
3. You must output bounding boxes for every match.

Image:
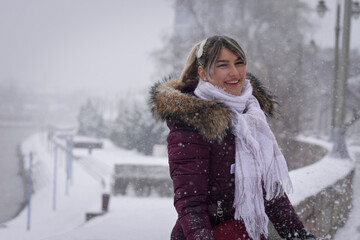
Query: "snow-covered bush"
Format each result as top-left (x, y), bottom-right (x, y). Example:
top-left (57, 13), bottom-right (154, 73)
top-left (110, 100), bottom-right (168, 155)
top-left (77, 99), bottom-right (107, 138)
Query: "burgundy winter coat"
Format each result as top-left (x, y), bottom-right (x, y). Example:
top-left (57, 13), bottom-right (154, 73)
top-left (150, 74), bottom-right (311, 240)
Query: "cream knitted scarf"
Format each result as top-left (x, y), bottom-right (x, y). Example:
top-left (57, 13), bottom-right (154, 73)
top-left (194, 79), bottom-right (293, 240)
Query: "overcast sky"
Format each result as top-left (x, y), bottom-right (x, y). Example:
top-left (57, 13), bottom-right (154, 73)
top-left (0, 0), bottom-right (175, 97)
top-left (0, 0), bottom-right (359, 98)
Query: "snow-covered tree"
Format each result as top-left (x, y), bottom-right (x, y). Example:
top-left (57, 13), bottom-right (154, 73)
top-left (110, 100), bottom-right (167, 155)
top-left (77, 99), bottom-right (106, 138)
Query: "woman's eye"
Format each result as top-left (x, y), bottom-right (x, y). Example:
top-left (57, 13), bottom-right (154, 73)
top-left (217, 64), bottom-right (227, 68)
top-left (236, 61), bottom-right (244, 65)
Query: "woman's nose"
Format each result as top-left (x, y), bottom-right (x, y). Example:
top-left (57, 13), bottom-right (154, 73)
top-left (229, 64), bottom-right (239, 77)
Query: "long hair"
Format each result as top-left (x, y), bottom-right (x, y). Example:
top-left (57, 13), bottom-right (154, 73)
top-left (179, 35), bottom-right (247, 83)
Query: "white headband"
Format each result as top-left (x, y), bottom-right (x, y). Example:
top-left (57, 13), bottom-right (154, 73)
top-left (196, 38), bottom-right (207, 59)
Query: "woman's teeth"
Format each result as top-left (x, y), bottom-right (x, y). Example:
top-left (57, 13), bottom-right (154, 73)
top-left (226, 80), bottom-right (239, 84)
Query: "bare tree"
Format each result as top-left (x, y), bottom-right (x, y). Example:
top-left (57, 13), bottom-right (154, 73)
top-left (344, 76), bottom-right (360, 130)
top-left (152, 0), bottom-right (360, 153)
top-left (152, 0), bottom-right (313, 137)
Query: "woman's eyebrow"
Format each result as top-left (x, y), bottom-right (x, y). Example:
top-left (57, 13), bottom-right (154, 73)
top-left (217, 57), bottom-right (242, 63)
top-left (216, 59), bottom-right (229, 63)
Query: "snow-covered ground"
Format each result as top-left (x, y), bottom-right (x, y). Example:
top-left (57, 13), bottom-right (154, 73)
top-left (0, 133), bottom-right (358, 240)
top-left (0, 133), bottom-right (175, 240)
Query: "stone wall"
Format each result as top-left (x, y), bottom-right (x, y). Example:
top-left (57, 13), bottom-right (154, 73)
top-left (112, 164), bottom-right (172, 197)
top-left (269, 169), bottom-right (354, 239)
top-left (277, 137), bottom-right (328, 171)
top-left (296, 169), bottom-right (354, 237)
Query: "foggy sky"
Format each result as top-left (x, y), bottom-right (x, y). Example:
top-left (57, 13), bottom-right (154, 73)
top-left (1, 0), bottom-right (359, 98)
top-left (0, 0), bottom-right (174, 97)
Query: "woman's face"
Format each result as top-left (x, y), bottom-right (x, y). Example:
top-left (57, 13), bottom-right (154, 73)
top-left (198, 47), bottom-right (246, 96)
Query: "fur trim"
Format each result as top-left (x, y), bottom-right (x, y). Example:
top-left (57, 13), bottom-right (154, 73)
top-left (149, 73), bottom-right (277, 142)
top-left (247, 73), bottom-right (277, 118)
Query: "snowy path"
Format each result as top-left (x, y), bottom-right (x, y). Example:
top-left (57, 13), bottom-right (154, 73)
top-left (0, 133), bottom-right (174, 240)
top-left (1, 133), bottom-right (359, 240)
top-left (0, 133), bottom-right (103, 240)
top-left (43, 196), bottom-right (176, 240)
top-left (333, 146), bottom-right (360, 240)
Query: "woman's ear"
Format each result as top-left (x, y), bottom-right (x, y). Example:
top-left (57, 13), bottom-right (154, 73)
top-left (198, 66), bottom-right (206, 80)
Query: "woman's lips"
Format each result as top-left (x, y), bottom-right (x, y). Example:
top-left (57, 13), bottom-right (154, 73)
top-left (225, 80), bottom-right (240, 87)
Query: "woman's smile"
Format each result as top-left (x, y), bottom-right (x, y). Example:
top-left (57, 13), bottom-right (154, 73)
top-left (224, 79), bottom-right (241, 87)
top-left (198, 47), bottom-right (246, 96)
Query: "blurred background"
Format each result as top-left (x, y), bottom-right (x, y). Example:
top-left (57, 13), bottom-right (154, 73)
top-left (0, 0), bottom-right (174, 127)
top-left (0, 0), bottom-right (359, 137)
top-left (0, 0), bottom-right (360, 232)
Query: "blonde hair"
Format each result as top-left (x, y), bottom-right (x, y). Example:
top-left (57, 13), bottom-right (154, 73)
top-left (179, 35), bottom-right (247, 83)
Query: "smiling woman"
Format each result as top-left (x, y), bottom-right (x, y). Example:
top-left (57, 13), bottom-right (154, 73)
top-left (198, 47), bottom-right (246, 96)
top-left (150, 35), bottom-right (325, 240)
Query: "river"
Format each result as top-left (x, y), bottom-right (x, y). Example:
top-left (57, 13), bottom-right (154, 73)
top-left (0, 124), bottom-right (41, 224)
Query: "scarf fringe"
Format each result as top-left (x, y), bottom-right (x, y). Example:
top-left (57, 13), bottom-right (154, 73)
top-left (195, 79), bottom-right (292, 240)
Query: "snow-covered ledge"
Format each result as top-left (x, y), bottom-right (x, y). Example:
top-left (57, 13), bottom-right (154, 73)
top-left (269, 136), bottom-right (356, 239)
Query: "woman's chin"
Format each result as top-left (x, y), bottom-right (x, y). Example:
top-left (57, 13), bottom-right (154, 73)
top-left (224, 85), bottom-right (243, 96)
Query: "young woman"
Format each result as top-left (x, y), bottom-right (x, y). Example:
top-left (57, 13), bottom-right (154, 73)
top-left (150, 35), bottom-right (322, 240)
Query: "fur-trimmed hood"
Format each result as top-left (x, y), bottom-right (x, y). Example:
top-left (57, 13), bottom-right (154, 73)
top-left (149, 73), bottom-right (277, 142)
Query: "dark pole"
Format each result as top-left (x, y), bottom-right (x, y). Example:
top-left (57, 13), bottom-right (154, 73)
top-left (27, 152), bottom-right (33, 231)
top-left (332, 0), bottom-right (352, 159)
top-left (331, 0), bottom-right (341, 140)
top-left (53, 145), bottom-right (58, 210)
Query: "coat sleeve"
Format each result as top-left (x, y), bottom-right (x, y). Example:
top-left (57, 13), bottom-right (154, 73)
top-left (167, 123), bottom-right (216, 240)
top-left (264, 193), bottom-right (315, 240)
